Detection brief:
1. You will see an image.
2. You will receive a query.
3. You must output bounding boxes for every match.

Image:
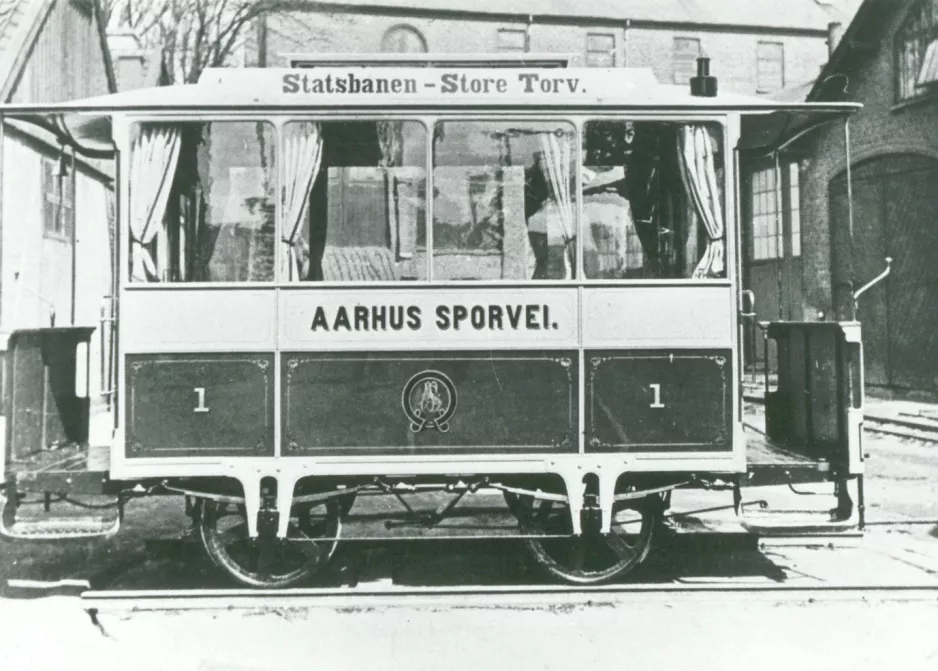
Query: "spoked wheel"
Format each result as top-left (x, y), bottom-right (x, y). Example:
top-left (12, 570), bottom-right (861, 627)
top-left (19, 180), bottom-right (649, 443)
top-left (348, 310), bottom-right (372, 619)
top-left (199, 498), bottom-right (342, 588)
top-left (512, 494), bottom-right (660, 585)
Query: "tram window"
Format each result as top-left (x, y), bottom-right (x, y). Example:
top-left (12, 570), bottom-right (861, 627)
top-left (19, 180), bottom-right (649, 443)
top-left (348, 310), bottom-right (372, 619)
top-left (285, 120), bottom-right (427, 282)
top-left (432, 120), bottom-right (577, 280)
top-left (581, 120), bottom-right (726, 280)
top-left (128, 120), bottom-right (277, 283)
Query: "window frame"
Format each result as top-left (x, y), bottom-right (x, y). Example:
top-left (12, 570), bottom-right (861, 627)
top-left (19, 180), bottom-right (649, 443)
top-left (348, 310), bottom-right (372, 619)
top-left (41, 154), bottom-right (75, 241)
top-left (756, 41), bottom-right (785, 94)
top-left (496, 28), bottom-right (528, 54)
top-left (586, 33), bottom-right (617, 68)
top-left (748, 160), bottom-right (800, 263)
top-left (119, 112), bottom-right (733, 288)
top-left (124, 116), bottom-right (282, 285)
top-left (380, 24), bottom-right (429, 54)
top-left (430, 117), bottom-right (580, 282)
top-left (580, 116), bottom-right (730, 282)
top-left (673, 37), bottom-right (702, 85)
top-left (895, 0), bottom-right (938, 103)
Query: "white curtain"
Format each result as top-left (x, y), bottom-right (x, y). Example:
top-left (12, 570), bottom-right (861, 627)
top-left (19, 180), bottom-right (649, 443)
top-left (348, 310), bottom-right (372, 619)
top-left (129, 125), bottom-right (181, 281)
top-left (282, 122), bottom-right (324, 281)
top-left (539, 132), bottom-right (575, 279)
top-left (677, 125), bottom-right (725, 278)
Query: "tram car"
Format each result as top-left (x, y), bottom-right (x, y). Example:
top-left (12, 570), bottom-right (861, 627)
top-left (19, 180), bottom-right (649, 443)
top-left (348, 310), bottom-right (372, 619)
top-left (0, 55), bottom-right (870, 587)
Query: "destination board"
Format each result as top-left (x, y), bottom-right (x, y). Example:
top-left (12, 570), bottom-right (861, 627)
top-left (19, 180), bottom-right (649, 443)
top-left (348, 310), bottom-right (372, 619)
top-left (279, 288), bottom-right (579, 350)
top-left (199, 67), bottom-right (661, 102)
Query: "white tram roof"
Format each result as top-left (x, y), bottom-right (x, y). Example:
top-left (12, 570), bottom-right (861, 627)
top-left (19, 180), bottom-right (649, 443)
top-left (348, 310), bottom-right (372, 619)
top-left (0, 67), bottom-right (860, 157)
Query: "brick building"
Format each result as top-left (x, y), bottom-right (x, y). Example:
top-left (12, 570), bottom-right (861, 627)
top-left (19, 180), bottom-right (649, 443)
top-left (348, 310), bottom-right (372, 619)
top-left (773, 0), bottom-right (938, 392)
top-left (251, 0), bottom-right (856, 96)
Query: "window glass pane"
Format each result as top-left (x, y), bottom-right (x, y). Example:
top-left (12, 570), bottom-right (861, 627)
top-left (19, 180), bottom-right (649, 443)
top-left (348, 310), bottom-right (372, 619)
top-left (129, 121), bottom-right (276, 283)
top-left (757, 41), bottom-right (784, 91)
top-left (582, 120), bottom-right (726, 279)
top-left (432, 120), bottom-right (576, 280)
top-left (587, 33), bottom-right (615, 67)
top-left (587, 33), bottom-right (615, 53)
top-left (587, 51), bottom-right (615, 68)
top-left (286, 120), bottom-right (427, 282)
top-left (897, 3), bottom-right (936, 101)
top-left (497, 29), bottom-right (526, 52)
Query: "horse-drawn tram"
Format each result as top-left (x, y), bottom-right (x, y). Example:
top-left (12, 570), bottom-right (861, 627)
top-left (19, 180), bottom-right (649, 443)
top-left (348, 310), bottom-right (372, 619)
top-left (0, 56), bottom-right (868, 587)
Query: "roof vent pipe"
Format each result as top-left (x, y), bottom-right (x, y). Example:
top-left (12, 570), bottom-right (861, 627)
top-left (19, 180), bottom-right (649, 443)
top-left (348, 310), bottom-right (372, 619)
top-left (691, 56), bottom-right (717, 97)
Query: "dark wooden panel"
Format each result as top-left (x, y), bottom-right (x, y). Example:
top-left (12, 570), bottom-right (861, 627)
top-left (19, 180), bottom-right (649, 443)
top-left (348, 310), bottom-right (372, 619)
top-left (831, 155), bottom-right (938, 391)
top-left (6, 329), bottom-right (94, 461)
top-left (282, 351), bottom-right (577, 455)
top-left (126, 354), bottom-right (274, 458)
top-left (882, 162), bottom-right (938, 390)
top-left (585, 350), bottom-right (732, 453)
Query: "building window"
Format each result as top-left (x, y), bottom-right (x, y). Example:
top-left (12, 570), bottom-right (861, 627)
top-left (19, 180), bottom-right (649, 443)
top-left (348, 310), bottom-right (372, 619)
top-left (788, 162), bottom-right (801, 257)
top-left (586, 33), bottom-right (616, 67)
top-left (42, 157), bottom-right (74, 239)
top-left (381, 25), bottom-right (428, 53)
top-left (896, 1), bottom-right (938, 101)
top-left (757, 42), bottom-right (785, 93)
top-left (673, 37), bottom-right (701, 84)
top-left (750, 163), bottom-right (800, 261)
top-left (497, 28), bottom-right (527, 53)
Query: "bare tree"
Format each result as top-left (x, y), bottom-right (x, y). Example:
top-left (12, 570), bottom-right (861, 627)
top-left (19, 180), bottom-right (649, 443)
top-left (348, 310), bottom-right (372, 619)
top-left (103, 0), bottom-right (301, 84)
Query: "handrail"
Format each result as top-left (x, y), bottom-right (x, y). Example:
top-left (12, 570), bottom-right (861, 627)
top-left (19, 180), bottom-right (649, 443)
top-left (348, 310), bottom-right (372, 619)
top-left (854, 256), bottom-right (892, 303)
top-left (854, 256), bottom-right (892, 319)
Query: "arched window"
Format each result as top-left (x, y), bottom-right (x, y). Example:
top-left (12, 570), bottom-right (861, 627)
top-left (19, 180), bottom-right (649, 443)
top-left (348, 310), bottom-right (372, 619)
top-left (896, 0), bottom-right (938, 101)
top-left (381, 25), bottom-right (428, 54)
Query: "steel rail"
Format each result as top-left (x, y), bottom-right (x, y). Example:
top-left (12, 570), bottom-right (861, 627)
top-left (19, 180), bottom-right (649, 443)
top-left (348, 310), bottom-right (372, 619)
top-left (81, 582), bottom-right (938, 611)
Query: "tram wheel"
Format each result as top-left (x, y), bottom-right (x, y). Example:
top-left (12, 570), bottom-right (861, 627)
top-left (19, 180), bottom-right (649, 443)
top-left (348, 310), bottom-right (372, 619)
top-left (199, 498), bottom-right (341, 588)
top-left (513, 495), bottom-right (659, 585)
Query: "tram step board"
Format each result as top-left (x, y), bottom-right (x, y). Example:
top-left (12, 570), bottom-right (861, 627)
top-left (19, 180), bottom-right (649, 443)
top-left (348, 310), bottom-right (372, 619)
top-left (740, 511), bottom-right (857, 536)
top-left (0, 513), bottom-right (120, 540)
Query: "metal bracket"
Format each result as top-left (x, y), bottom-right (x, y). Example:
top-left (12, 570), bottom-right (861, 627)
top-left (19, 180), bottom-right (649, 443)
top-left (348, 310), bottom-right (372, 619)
top-left (380, 477), bottom-right (490, 529)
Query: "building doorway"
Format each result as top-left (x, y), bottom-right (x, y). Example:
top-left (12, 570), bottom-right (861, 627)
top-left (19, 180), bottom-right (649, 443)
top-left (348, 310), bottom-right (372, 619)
top-left (829, 154), bottom-right (938, 391)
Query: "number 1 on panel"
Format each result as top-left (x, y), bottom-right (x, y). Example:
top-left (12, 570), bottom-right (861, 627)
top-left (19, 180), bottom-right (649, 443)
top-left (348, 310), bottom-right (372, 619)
top-left (194, 387), bottom-right (210, 413)
top-left (649, 383), bottom-right (665, 408)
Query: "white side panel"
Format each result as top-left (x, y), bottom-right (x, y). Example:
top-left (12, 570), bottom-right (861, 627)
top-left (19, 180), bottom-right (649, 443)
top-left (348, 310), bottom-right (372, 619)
top-left (582, 285), bottom-right (734, 347)
top-left (1, 136), bottom-right (47, 329)
top-left (122, 290), bottom-right (277, 351)
top-left (279, 288), bottom-right (579, 350)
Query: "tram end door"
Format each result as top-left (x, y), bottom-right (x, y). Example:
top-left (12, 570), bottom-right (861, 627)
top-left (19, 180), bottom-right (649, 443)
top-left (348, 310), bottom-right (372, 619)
top-left (741, 319), bottom-right (865, 533)
top-left (0, 326), bottom-right (120, 540)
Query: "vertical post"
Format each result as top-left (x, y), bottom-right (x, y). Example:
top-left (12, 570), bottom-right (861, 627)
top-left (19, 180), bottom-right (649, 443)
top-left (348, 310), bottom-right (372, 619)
top-left (0, 116), bottom-right (5, 330)
top-left (773, 152), bottom-right (784, 320)
top-left (844, 119), bottom-right (856, 320)
top-left (69, 145), bottom-right (77, 325)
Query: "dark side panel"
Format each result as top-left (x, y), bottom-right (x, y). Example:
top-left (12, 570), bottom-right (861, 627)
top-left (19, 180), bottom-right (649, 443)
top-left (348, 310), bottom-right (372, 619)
top-left (4, 328), bottom-right (94, 466)
top-left (126, 354), bottom-right (274, 458)
top-left (585, 349), bottom-right (732, 453)
top-left (282, 351), bottom-right (577, 455)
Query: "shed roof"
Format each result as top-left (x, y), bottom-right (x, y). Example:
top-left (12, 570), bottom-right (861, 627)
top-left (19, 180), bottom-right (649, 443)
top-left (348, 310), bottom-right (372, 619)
top-left (311, 0), bottom-right (860, 32)
top-left (0, 0), bottom-right (116, 102)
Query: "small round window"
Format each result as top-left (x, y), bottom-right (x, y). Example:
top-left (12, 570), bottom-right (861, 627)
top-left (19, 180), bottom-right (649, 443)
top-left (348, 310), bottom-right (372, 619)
top-left (381, 25), bottom-right (428, 53)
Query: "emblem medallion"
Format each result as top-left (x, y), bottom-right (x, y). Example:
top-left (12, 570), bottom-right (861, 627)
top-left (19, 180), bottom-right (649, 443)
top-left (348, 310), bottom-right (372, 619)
top-left (402, 370), bottom-right (457, 433)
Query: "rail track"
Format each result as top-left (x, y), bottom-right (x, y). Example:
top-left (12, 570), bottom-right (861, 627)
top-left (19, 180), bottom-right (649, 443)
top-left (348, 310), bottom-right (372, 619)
top-left (79, 581), bottom-right (938, 613)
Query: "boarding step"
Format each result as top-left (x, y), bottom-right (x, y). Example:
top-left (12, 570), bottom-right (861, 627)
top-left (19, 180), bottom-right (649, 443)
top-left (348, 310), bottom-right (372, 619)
top-left (739, 509), bottom-right (858, 537)
top-left (0, 496), bottom-right (121, 540)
